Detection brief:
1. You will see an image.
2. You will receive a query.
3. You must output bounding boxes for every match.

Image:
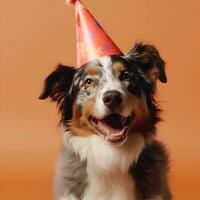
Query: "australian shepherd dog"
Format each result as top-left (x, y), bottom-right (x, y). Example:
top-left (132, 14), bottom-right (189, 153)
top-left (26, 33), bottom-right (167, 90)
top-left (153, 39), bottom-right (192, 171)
top-left (39, 43), bottom-right (171, 200)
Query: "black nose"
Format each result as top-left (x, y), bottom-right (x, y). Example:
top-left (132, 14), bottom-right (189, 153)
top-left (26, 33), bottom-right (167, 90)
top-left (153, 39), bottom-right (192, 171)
top-left (103, 90), bottom-right (123, 109)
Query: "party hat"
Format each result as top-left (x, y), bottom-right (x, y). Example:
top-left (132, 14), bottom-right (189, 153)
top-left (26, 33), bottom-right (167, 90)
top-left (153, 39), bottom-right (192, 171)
top-left (67, 0), bottom-right (123, 67)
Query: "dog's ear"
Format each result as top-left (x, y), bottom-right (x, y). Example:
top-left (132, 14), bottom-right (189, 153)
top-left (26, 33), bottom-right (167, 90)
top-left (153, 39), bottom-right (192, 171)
top-left (126, 43), bottom-right (167, 83)
top-left (39, 64), bottom-right (76, 102)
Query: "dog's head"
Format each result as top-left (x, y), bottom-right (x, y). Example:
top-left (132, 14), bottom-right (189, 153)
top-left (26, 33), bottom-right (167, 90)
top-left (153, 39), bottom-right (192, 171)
top-left (39, 43), bottom-right (167, 145)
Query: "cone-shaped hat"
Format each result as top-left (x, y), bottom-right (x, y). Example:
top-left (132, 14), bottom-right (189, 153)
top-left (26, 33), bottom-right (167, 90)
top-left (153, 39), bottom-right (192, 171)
top-left (68, 0), bottom-right (123, 67)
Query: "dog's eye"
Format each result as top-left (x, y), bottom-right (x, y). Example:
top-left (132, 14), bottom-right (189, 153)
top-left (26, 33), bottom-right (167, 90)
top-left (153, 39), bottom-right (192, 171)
top-left (84, 78), bottom-right (93, 85)
top-left (120, 71), bottom-right (132, 81)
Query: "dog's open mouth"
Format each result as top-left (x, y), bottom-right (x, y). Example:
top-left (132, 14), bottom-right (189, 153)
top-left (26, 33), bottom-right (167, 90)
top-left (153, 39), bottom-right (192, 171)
top-left (89, 113), bottom-right (134, 143)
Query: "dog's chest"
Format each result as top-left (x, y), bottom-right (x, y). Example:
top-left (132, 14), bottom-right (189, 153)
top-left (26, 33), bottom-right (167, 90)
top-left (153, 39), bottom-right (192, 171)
top-left (67, 133), bottom-right (144, 200)
top-left (83, 167), bottom-right (136, 200)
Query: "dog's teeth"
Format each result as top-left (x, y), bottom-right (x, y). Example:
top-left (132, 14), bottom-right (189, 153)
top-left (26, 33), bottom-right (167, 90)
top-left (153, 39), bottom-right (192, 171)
top-left (110, 129), bottom-right (125, 137)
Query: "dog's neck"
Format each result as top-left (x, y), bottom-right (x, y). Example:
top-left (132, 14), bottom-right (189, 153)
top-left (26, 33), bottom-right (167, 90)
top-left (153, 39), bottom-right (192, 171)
top-left (62, 127), bottom-right (145, 200)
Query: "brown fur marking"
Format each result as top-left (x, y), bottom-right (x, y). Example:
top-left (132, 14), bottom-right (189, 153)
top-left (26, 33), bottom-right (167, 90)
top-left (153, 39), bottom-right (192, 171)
top-left (67, 97), bottom-right (97, 136)
top-left (113, 62), bottom-right (126, 74)
top-left (86, 66), bottom-right (101, 76)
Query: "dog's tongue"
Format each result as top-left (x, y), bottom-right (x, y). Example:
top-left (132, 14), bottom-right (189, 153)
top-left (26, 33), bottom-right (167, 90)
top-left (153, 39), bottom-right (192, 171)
top-left (97, 113), bottom-right (125, 140)
top-left (98, 121), bottom-right (123, 135)
top-left (92, 113), bottom-right (133, 142)
top-left (97, 121), bottom-right (125, 142)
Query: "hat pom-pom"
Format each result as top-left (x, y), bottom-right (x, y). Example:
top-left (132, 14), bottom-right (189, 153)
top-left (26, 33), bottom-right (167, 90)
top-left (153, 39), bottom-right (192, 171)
top-left (66, 0), bottom-right (77, 5)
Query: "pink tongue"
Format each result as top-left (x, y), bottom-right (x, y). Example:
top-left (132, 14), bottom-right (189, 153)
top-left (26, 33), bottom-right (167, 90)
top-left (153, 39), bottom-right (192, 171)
top-left (106, 134), bottom-right (125, 142)
top-left (98, 121), bottom-right (122, 136)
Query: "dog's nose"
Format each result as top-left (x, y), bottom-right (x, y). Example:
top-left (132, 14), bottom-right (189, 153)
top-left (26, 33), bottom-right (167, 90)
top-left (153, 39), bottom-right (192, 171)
top-left (103, 90), bottom-right (123, 109)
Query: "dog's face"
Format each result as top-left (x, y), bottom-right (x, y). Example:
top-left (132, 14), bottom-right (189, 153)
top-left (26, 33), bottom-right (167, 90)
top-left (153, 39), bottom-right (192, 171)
top-left (39, 43), bottom-right (167, 145)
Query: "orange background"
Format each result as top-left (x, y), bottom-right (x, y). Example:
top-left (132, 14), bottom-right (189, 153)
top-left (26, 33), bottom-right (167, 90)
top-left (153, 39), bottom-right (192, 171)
top-left (1, 0), bottom-right (200, 199)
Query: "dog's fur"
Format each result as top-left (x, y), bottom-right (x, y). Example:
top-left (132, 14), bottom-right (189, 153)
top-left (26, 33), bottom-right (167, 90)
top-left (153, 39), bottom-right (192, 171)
top-left (39, 43), bottom-right (171, 200)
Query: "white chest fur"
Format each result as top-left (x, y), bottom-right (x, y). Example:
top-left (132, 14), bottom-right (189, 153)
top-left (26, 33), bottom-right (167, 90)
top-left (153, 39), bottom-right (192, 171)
top-left (84, 166), bottom-right (136, 200)
top-left (62, 129), bottom-right (144, 200)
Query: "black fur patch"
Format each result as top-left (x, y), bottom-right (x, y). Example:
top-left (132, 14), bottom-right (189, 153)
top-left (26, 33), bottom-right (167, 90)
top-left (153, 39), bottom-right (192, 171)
top-left (126, 43), bottom-right (167, 83)
top-left (39, 64), bottom-right (77, 121)
top-left (39, 64), bottom-right (76, 102)
top-left (131, 140), bottom-right (172, 200)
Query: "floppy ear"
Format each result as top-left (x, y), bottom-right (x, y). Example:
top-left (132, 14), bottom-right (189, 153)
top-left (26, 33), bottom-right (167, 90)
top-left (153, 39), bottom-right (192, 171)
top-left (39, 64), bottom-right (76, 102)
top-left (126, 43), bottom-right (167, 83)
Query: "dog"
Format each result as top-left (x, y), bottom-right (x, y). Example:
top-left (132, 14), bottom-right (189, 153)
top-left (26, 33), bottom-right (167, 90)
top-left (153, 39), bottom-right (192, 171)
top-left (39, 43), bottom-right (171, 200)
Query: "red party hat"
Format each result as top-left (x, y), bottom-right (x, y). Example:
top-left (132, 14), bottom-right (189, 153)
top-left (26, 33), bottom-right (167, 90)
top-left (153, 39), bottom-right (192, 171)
top-left (67, 0), bottom-right (123, 67)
